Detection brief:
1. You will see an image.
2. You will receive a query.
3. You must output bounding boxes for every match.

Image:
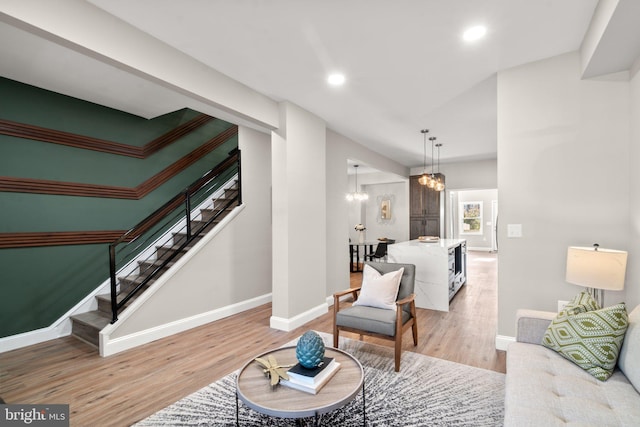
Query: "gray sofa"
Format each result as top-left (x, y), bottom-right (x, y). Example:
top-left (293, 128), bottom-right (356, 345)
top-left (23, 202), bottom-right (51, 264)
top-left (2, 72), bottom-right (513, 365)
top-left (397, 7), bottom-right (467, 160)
top-left (505, 304), bottom-right (640, 426)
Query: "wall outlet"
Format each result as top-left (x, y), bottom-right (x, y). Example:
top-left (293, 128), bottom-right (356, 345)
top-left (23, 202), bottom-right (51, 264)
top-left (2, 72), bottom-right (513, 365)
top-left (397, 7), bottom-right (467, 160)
top-left (557, 300), bottom-right (569, 312)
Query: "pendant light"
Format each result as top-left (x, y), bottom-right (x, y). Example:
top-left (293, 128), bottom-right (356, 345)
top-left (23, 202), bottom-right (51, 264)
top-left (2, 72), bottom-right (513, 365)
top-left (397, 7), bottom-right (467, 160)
top-left (346, 164), bottom-right (369, 201)
top-left (425, 137), bottom-right (437, 189)
top-left (418, 129), bottom-right (432, 186)
top-left (434, 142), bottom-right (445, 191)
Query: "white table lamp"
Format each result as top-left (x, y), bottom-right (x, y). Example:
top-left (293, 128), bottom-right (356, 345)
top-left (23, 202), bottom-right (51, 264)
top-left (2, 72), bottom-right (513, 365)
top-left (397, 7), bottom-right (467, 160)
top-left (565, 244), bottom-right (627, 307)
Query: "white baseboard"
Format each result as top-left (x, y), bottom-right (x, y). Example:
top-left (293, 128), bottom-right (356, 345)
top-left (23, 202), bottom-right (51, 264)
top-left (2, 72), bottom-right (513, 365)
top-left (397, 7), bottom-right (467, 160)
top-left (495, 334), bottom-right (515, 351)
top-left (0, 183), bottom-right (240, 355)
top-left (0, 285), bottom-right (107, 354)
top-left (270, 302), bottom-right (329, 332)
top-left (100, 293), bottom-right (272, 357)
top-left (0, 323), bottom-right (68, 353)
top-left (467, 247), bottom-right (493, 252)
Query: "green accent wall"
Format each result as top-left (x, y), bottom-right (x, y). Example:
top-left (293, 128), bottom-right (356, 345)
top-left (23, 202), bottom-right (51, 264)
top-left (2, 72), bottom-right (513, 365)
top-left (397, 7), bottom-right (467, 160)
top-left (0, 77), bottom-right (238, 338)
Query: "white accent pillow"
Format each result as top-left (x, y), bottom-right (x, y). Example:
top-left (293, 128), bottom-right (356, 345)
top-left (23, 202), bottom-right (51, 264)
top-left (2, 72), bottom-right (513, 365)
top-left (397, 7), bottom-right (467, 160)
top-left (353, 265), bottom-right (404, 311)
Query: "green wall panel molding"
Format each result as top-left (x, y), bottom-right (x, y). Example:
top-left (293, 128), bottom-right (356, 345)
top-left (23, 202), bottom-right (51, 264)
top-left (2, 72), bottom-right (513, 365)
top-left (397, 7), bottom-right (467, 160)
top-left (0, 111), bottom-right (233, 186)
top-left (0, 137), bottom-right (237, 233)
top-left (0, 77), bottom-right (200, 145)
top-left (0, 77), bottom-right (238, 339)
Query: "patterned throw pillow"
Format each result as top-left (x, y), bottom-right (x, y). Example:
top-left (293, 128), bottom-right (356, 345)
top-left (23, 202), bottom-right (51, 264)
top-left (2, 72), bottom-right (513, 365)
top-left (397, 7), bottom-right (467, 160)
top-left (562, 291), bottom-right (600, 315)
top-left (543, 301), bottom-right (628, 381)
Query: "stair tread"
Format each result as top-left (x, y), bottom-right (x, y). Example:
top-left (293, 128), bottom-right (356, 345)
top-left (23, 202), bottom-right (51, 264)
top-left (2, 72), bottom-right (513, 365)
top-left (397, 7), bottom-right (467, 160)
top-left (71, 181), bottom-right (240, 351)
top-left (118, 275), bottom-right (156, 285)
top-left (138, 259), bottom-right (176, 268)
top-left (71, 311), bottom-right (111, 329)
top-left (201, 204), bottom-right (237, 211)
top-left (157, 243), bottom-right (191, 252)
top-left (96, 293), bottom-right (126, 303)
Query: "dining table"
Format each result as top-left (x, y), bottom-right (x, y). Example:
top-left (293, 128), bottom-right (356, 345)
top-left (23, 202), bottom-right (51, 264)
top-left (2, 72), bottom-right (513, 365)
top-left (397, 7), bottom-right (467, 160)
top-left (348, 241), bottom-right (378, 272)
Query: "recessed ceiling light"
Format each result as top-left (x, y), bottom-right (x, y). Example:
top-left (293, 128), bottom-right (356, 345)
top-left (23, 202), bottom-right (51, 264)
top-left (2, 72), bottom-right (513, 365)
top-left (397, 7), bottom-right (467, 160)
top-left (463, 25), bottom-right (487, 42)
top-left (327, 73), bottom-right (346, 86)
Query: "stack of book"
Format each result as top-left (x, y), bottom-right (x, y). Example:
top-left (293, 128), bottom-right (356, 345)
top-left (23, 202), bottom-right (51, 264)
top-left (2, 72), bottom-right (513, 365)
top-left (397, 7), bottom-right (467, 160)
top-left (280, 357), bottom-right (341, 394)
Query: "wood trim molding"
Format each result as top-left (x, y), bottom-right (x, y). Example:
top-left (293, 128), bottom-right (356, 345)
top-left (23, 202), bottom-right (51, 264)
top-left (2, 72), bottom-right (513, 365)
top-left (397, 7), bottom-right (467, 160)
top-left (0, 114), bottom-right (214, 158)
top-left (134, 126), bottom-right (237, 198)
top-left (0, 126), bottom-right (238, 199)
top-left (0, 177), bottom-right (136, 198)
top-left (0, 231), bottom-right (127, 249)
top-left (0, 130), bottom-right (239, 249)
top-left (141, 115), bottom-right (215, 157)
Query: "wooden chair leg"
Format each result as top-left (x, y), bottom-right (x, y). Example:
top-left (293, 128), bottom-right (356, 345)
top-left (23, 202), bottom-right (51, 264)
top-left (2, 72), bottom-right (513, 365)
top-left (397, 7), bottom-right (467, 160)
top-left (412, 321), bottom-right (418, 346)
top-left (333, 296), bottom-right (339, 348)
top-left (410, 302), bottom-right (418, 346)
top-left (394, 333), bottom-right (402, 372)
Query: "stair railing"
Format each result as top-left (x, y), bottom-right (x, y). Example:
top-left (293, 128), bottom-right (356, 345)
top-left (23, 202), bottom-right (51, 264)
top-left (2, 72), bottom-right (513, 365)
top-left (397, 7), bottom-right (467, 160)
top-left (108, 148), bottom-right (241, 323)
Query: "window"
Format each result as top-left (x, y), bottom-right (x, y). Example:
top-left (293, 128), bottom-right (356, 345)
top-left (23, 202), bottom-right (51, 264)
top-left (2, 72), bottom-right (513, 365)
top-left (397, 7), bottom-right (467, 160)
top-left (460, 201), bottom-right (483, 235)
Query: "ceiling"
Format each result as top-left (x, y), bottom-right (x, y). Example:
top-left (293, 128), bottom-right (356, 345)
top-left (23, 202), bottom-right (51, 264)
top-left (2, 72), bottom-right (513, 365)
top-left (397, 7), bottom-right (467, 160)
top-left (3, 0), bottom-right (636, 170)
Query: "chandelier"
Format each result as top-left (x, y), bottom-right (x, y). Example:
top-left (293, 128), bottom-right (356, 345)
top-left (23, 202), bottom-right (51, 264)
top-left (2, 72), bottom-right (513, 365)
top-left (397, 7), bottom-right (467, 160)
top-left (346, 164), bottom-right (369, 201)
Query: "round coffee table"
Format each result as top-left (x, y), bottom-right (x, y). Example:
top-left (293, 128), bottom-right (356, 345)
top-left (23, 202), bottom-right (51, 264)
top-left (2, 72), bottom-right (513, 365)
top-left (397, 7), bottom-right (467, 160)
top-left (236, 346), bottom-right (364, 425)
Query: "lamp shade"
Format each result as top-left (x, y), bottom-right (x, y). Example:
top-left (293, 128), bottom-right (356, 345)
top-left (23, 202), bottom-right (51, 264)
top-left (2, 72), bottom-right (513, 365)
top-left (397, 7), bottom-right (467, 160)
top-left (565, 246), bottom-right (627, 291)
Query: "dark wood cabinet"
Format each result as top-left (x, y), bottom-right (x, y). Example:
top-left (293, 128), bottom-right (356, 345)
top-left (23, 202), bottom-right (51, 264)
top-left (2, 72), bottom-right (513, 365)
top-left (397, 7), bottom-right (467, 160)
top-left (409, 174), bottom-right (444, 239)
top-left (410, 217), bottom-right (440, 238)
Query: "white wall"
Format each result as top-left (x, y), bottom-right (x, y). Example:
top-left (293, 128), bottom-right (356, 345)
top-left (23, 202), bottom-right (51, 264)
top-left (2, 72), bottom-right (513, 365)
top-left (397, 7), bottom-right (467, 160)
top-left (103, 126), bottom-right (273, 348)
top-left (362, 182), bottom-right (409, 244)
top-left (497, 52), bottom-right (631, 337)
top-left (0, 1), bottom-right (279, 130)
top-left (410, 159), bottom-right (497, 190)
top-left (271, 102), bottom-right (327, 328)
top-left (325, 130), bottom-right (410, 298)
top-left (346, 173), bottom-right (409, 244)
top-left (627, 67), bottom-right (640, 312)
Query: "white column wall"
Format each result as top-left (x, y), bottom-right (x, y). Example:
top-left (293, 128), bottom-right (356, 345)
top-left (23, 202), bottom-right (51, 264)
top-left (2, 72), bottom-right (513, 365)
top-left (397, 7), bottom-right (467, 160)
top-left (271, 102), bottom-right (327, 330)
top-left (627, 68), bottom-right (640, 312)
top-left (497, 52), bottom-right (631, 338)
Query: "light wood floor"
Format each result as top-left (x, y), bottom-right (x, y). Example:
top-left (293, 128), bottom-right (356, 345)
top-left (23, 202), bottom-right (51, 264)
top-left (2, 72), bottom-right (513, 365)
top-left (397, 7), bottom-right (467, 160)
top-left (0, 251), bottom-right (503, 426)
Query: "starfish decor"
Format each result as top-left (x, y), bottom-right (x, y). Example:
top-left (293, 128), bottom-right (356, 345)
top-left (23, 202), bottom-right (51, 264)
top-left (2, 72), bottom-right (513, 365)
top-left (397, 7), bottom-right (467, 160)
top-left (254, 355), bottom-right (295, 386)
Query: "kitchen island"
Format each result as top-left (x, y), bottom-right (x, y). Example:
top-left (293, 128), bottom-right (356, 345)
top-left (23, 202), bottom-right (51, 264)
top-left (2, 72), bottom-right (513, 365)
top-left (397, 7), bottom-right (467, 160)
top-left (387, 239), bottom-right (466, 312)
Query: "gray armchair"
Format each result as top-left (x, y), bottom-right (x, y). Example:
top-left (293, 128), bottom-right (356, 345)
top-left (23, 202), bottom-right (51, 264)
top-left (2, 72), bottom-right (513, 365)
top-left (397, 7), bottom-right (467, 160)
top-left (333, 262), bottom-right (417, 372)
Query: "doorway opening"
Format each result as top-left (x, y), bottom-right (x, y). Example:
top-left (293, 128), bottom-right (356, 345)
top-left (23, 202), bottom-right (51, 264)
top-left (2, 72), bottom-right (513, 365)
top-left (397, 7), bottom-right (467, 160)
top-left (446, 188), bottom-right (498, 253)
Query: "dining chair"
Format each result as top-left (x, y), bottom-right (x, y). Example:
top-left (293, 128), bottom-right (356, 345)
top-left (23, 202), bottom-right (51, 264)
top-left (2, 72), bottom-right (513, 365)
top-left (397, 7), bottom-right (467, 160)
top-left (364, 242), bottom-right (388, 262)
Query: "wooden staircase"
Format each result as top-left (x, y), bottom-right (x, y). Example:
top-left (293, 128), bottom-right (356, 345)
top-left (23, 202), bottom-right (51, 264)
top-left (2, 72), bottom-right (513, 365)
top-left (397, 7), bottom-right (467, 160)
top-left (70, 184), bottom-right (239, 348)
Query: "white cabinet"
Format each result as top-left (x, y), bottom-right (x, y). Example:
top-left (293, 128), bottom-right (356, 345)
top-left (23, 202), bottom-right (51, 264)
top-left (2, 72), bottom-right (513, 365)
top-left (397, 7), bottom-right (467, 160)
top-left (387, 239), bottom-right (466, 312)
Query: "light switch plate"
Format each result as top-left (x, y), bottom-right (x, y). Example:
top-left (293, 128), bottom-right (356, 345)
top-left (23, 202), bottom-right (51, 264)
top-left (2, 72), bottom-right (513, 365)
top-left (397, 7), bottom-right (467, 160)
top-left (507, 224), bottom-right (522, 238)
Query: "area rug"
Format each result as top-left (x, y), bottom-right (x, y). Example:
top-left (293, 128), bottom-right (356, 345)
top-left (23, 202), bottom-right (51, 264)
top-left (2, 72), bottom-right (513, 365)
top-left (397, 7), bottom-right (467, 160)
top-left (134, 333), bottom-right (505, 426)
